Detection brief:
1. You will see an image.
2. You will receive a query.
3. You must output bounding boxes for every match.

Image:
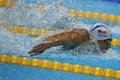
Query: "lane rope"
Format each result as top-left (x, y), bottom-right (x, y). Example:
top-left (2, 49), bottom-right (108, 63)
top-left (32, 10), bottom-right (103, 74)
top-left (69, 10), bottom-right (120, 23)
top-left (0, 54), bottom-right (120, 79)
top-left (6, 26), bottom-right (51, 37)
top-left (1, 1), bottom-right (120, 23)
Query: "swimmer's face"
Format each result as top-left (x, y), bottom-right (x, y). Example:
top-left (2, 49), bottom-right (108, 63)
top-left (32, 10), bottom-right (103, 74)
top-left (97, 38), bottom-right (112, 53)
top-left (104, 38), bottom-right (112, 45)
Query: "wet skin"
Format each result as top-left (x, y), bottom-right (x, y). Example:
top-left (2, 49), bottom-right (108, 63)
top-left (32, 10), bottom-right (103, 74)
top-left (28, 29), bottom-right (112, 56)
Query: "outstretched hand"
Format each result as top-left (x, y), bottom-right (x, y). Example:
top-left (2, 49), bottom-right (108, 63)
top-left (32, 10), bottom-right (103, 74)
top-left (28, 43), bottom-right (51, 56)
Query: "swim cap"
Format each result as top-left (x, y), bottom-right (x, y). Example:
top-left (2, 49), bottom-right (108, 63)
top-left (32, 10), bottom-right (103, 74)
top-left (89, 23), bottom-right (112, 40)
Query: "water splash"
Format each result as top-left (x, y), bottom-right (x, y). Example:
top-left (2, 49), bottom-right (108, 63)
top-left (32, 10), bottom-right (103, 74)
top-left (0, 0), bottom-right (120, 60)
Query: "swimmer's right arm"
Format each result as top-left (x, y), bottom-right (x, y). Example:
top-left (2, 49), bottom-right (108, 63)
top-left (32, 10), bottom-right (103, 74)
top-left (28, 32), bottom-right (76, 56)
top-left (28, 29), bottom-right (91, 56)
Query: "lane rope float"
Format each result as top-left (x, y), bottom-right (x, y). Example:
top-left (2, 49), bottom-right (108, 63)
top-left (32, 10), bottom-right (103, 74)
top-left (0, 54), bottom-right (120, 79)
top-left (0, 0), bottom-right (16, 7)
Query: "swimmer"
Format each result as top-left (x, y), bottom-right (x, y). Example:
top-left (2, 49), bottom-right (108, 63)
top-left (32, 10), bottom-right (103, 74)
top-left (28, 23), bottom-right (112, 56)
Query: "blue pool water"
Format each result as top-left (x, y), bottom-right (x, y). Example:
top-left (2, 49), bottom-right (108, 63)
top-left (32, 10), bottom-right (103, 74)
top-left (0, 0), bottom-right (120, 80)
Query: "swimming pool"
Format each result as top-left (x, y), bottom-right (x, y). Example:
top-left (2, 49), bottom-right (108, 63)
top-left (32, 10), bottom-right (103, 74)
top-left (0, 0), bottom-right (120, 80)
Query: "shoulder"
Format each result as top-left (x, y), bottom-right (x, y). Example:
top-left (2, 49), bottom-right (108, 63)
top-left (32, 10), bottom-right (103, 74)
top-left (71, 28), bottom-right (89, 35)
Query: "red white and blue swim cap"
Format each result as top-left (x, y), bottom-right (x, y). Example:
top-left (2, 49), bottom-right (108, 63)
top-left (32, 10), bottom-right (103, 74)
top-left (89, 23), bottom-right (112, 40)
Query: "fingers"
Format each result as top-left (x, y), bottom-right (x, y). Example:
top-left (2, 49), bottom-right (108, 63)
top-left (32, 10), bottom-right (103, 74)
top-left (28, 51), bottom-right (35, 56)
top-left (32, 44), bottom-right (46, 51)
top-left (28, 48), bottom-right (45, 56)
top-left (28, 51), bottom-right (40, 56)
top-left (28, 43), bottom-right (50, 56)
top-left (28, 49), bottom-right (44, 56)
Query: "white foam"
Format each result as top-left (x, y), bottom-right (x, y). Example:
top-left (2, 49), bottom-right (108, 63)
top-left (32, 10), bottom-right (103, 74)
top-left (0, 0), bottom-right (120, 59)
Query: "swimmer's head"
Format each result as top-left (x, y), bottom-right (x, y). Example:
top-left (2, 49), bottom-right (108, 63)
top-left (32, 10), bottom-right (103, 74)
top-left (89, 23), bottom-right (112, 40)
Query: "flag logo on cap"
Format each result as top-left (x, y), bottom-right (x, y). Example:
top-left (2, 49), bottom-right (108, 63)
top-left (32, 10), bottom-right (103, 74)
top-left (98, 29), bottom-right (107, 34)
